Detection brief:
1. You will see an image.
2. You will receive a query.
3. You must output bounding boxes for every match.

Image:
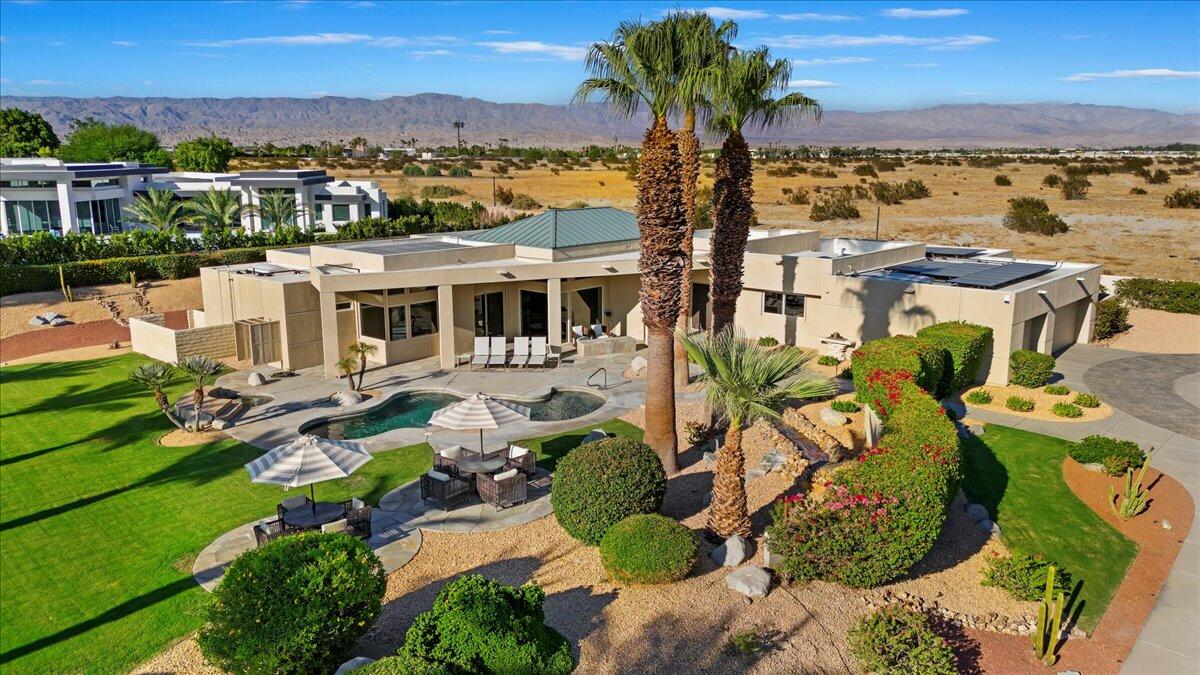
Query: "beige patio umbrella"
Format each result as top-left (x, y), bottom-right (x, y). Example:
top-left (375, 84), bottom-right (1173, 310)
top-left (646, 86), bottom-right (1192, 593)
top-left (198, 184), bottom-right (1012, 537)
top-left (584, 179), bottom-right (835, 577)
top-left (245, 435), bottom-right (372, 512)
top-left (427, 393), bottom-right (531, 458)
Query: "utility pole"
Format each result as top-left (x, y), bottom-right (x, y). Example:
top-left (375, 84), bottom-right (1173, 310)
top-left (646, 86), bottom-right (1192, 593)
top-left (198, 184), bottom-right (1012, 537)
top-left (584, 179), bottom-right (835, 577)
top-left (492, 177), bottom-right (496, 208)
top-left (875, 206), bottom-right (881, 239)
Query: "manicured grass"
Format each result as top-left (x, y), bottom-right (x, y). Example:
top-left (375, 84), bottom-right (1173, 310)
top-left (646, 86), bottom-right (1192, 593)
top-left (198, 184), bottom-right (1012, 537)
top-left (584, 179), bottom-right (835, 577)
top-left (0, 355), bottom-right (432, 674)
top-left (961, 424), bottom-right (1138, 630)
top-left (516, 418), bottom-right (645, 471)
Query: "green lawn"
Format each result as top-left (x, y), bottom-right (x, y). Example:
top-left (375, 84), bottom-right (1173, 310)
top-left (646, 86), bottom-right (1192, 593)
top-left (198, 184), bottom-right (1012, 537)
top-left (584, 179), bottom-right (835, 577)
top-left (0, 355), bottom-right (432, 674)
top-left (519, 418), bottom-right (645, 471)
top-left (961, 424), bottom-right (1138, 630)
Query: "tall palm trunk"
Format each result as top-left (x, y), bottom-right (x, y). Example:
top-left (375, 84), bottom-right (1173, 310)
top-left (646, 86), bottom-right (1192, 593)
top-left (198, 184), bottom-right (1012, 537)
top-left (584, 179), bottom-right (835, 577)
top-left (357, 355), bottom-right (367, 392)
top-left (637, 117), bottom-right (687, 474)
top-left (709, 129), bottom-right (754, 333)
top-left (155, 390), bottom-right (187, 431)
top-left (193, 386), bottom-right (206, 431)
top-left (674, 107), bottom-right (700, 389)
top-left (709, 418), bottom-right (751, 537)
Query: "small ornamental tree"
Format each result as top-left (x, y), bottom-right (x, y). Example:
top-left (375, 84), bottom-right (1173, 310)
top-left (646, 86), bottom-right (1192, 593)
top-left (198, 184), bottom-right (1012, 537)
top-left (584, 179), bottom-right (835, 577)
top-left (198, 532), bottom-right (386, 674)
top-left (173, 135), bottom-right (236, 172)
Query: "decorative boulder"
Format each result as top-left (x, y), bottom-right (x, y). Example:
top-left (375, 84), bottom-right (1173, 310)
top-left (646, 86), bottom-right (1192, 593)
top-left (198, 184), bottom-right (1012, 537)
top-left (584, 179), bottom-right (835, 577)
top-left (333, 657), bottom-right (376, 674)
top-left (28, 316), bottom-right (48, 326)
top-left (49, 317), bottom-right (71, 327)
top-left (966, 503), bottom-right (990, 522)
top-left (581, 429), bottom-right (609, 444)
top-left (630, 355), bottom-right (648, 374)
top-left (247, 371), bottom-right (268, 386)
top-left (711, 534), bottom-right (749, 567)
top-left (819, 407), bottom-right (848, 427)
top-left (761, 533), bottom-right (785, 568)
top-left (37, 311), bottom-right (62, 322)
top-left (725, 566), bottom-right (771, 598)
top-left (978, 518), bottom-right (996, 534)
top-left (333, 390), bottom-right (364, 407)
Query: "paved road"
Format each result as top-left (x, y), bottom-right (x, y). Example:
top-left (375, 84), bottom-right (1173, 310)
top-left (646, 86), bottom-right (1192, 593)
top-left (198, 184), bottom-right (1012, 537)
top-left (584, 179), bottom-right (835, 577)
top-left (966, 344), bottom-right (1199, 674)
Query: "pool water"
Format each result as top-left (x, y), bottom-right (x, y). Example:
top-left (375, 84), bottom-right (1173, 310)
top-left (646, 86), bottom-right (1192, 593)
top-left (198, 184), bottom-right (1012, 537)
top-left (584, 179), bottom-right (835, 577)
top-left (307, 390), bottom-right (605, 440)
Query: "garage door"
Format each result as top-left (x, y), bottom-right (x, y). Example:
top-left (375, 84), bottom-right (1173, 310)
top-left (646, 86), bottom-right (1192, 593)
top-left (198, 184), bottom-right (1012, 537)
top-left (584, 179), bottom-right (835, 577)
top-left (1052, 299), bottom-right (1084, 352)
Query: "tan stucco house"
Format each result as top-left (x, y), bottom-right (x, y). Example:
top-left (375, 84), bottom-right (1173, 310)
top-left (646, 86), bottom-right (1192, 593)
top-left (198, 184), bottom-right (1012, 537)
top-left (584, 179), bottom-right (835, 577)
top-left (134, 207), bottom-right (1101, 385)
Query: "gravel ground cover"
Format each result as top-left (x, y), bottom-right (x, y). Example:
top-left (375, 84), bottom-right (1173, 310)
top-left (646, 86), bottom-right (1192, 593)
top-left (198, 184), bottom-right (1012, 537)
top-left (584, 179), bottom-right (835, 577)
top-left (1102, 308), bottom-right (1200, 354)
top-left (961, 383), bottom-right (1114, 422)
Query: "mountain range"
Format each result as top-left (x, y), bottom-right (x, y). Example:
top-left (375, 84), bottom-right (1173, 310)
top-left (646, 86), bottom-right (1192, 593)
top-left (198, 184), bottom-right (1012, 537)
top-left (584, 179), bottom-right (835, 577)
top-left (3, 94), bottom-right (1198, 149)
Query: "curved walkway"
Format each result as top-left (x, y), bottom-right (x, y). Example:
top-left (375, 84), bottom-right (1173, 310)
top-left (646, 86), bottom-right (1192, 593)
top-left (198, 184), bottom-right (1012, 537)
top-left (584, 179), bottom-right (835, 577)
top-left (965, 344), bottom-right (1199, 674)
top-left (192, 468), bottom-right (554, 591)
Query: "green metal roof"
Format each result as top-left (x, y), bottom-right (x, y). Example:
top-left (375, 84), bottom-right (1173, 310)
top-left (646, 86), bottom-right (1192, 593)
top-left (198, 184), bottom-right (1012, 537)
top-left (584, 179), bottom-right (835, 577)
top-left (466, 207), bottom-right (637, 249)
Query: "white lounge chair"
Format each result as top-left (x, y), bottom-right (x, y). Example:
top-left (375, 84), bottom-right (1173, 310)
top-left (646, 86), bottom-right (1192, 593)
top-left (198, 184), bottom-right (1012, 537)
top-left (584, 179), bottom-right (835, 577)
top-left (528, 336), bottom-right (548, 368)
top-left (470, 337), bottom-right (489, 369)
top-left (571, 325), bottom-right (586, 343)
top-left (510, 337), bottom-right (530, 368)
top-left (488, 337), bottom-right (507, 367)
top-left (591, 324), bottom-right (608, 339)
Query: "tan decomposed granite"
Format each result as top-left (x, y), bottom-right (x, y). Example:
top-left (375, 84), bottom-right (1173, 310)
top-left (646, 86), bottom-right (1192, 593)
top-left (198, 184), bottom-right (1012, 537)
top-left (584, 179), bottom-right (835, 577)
top-left (962, 383), bottom-right (1114, 422)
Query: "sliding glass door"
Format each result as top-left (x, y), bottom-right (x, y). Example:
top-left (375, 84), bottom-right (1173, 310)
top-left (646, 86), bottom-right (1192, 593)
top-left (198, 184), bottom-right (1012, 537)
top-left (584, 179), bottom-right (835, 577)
top-left (473, 291), bottom-right (504, 337)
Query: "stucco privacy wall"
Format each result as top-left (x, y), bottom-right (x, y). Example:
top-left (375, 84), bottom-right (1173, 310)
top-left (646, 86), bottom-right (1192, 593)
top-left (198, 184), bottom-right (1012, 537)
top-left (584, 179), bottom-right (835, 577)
top-left (130, 312), bottom-right (236, 364)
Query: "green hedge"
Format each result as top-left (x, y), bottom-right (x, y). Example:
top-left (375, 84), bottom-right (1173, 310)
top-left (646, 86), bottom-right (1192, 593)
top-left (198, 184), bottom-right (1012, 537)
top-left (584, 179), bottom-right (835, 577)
top-left (1114, 278), bottom-right (1200, 315)
top-left (1, 247), bottom-right (269, 295)
top-left (916, 322), bottom-right (993, 395)
top-left (768, 370), bottom-right (961, 588)
top-left (851, 334), bottom-right (947, 401)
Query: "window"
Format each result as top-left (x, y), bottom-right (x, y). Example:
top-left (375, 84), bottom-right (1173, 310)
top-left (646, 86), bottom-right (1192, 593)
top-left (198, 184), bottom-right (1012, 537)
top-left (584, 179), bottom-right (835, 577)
top-left (389, 306), bottom-right (408, 341)
top-left (335, 301), bottom-right (352, 311)
top-left (0, 179), bottom-right (55, 188)
top-left (359, 303), bottom-right (386, 340)
top-left (410, 301), bottom-right (438, 336)
top-left (763, 291), bottom-right (805, 317)
top-left (86, 197), bottom-right (123, 235)
top-left (364, 203), bottom-right (372, 218)
top-left (331, 204), bottom-right (351, 222)
top-left (4, 200), bottom-right (62, 234)
top-left (72, 178), bottom-right (119, 189)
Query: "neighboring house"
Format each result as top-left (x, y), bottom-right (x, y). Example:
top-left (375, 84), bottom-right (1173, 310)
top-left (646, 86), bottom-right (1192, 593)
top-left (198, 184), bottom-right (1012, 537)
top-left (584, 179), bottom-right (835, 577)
top-left (159, 206), bottom-right (1100, 385)
top-left (0, 159), bottom-right (388, 236)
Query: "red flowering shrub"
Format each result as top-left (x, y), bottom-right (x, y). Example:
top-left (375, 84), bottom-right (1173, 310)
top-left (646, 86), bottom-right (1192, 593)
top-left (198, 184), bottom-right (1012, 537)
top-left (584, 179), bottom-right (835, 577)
top-left (850, 334), bottom-right (947, 400)
top-left (767, 378), bottom-right (960, 587)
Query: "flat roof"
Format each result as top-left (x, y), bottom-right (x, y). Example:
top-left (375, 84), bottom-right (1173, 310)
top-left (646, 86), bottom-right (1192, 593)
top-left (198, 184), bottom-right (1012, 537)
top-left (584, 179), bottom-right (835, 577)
top-left (321, 238), bottom-right (472, 256)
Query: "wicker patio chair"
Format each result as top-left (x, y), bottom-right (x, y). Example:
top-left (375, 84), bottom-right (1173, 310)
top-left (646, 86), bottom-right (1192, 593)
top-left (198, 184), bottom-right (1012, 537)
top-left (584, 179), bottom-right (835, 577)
top-left (420, 469), bottom-right (471, 507)
top-left (276, 494), bottom-right (313, 520)
top-left (337, 498), bottom-right (372, 538)
top-left (505, 444), bottom-right (537, 477)
top-left (477, 468), bottom-right (527, 510)
top-left (434, 445), bottom-right (466, 475)
top-left (253, 517), bottom-right (289, 548)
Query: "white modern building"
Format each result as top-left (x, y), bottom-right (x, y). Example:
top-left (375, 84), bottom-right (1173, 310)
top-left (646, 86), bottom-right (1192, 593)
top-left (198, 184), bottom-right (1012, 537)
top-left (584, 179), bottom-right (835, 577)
top-left (0, 158), bottom-right (387, 236)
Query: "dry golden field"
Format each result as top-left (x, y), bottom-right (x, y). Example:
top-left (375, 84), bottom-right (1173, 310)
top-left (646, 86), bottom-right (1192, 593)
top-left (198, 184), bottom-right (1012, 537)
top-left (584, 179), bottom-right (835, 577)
top-left (288, 158), bottom-right (1198, 281)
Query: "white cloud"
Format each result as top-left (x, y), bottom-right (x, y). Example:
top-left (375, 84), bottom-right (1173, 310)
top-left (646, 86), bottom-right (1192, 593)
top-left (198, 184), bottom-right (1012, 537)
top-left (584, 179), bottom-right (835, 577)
top-left (882, 8), bottom-right (968, 19)
top-left (27, 79), bottom-right (72, 85)
top-left (308, 90), bottom-right (336, 97)
top-left (1061, 68), bottom-right (1200, 82)
top-left (0, 77), bottom-right (10, 84)
top-left (482, 29), bottom-right (515, 35)
top-left (183, 32), bottom-right (373, 48)
top-left (280, 0), bottom-right (312, 9)
top-left (372, 35), bottom-right (464, 47)
top-left (686, 6), bottom-right (770, 20)
top-left (788, 79), bottom-right (841, 88)
top-left (411, 49), bottom-right (455, 58)
top-left (477, 40), bottom-right (586, 61)
top-left (111, 40), bottom-right (138, 47)
top-left (141, 79), bottom-right (155, 85)
top-left (791, 56), bottom-right (873, 66)
top-left (778, 13), bottom-right (858, 22)
top-left (1062, 34), bottom-right (1096, 41)
top-left (763, 34), bottom-right (995, 50)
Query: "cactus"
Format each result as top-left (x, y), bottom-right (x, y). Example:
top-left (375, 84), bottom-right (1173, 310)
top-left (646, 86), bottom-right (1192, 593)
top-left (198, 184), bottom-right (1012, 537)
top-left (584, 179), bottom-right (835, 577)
top-left (1032, 565), bottom-right (1065, 666)
top-left (58, 265), bottom-right (73, 302)
top-left (1110, 448), bottom-right (1155, 519)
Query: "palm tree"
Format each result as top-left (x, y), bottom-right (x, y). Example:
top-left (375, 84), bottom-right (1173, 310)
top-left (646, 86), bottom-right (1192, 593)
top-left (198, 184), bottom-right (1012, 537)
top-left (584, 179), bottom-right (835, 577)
top-left (128, 361), bottom-right (186, 431)
top-left (253, 190), bottom-right (310, 231)
top-left (453, 121), bottom-right (465, 151)
top-left (665, 11), bottom-right (737, 389)
top-left (123, 188), bottom-right (188, 232)
top-left (177, 355), bottom-right (222, 430)
top-left (335, 357), bottom-right (359, 390)
top-left (187, 188), bottom-right (246, 231)
top-left (707, 48), bottom-right (821, 331)
top-left (575, 19), bottom-right (689, 473)
top-left (677, 326), bottom-right (835, 538)
top-left (346, 341), bottom-right (378, 391)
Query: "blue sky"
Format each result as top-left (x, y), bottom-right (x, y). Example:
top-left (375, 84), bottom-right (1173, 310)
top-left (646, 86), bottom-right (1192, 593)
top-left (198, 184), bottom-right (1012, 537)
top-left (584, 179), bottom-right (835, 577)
top-left (1, 0), bottom-right (1198, 112)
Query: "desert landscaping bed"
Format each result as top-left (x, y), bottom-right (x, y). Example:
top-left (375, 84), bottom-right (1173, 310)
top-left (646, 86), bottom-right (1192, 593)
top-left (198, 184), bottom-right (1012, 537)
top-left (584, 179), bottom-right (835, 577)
top-left (0, 277), bottom-right (202, 339)
top-left (961, 383), bottom-right (1114, 422)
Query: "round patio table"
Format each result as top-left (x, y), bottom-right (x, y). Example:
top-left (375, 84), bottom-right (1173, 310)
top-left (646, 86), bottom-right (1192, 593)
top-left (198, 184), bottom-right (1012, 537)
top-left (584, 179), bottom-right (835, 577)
top-left (282, 502), bottom-right (344, 529)
top-left (456, 456), bottom-right (506, 475)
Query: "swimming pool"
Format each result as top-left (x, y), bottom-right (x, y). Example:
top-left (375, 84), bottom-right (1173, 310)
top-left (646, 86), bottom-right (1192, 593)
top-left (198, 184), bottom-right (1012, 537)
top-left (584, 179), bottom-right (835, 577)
top-left (306, 389), bottom-right (605, 440)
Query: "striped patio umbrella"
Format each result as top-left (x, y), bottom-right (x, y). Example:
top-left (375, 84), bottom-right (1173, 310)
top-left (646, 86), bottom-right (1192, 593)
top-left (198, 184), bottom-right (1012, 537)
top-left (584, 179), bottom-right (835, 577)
top-left (427, 393), bottom-right (531, 458)
top-left (245, 435), bottom-right (372, 510)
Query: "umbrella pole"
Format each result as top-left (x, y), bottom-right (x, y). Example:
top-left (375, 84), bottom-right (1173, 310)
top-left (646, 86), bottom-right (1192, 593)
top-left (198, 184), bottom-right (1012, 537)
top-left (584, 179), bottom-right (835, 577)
top-left (310, 483), bottom-right (316, 513)
top-left (479, 429), bottom-right (484, 460)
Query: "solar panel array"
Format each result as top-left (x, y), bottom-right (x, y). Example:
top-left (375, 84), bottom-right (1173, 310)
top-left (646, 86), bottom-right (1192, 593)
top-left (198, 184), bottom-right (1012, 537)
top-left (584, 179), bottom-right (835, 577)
top-left (887, 260), bottom-right (1055, 289)
top-left (926, 245), bottom-right (984, 258)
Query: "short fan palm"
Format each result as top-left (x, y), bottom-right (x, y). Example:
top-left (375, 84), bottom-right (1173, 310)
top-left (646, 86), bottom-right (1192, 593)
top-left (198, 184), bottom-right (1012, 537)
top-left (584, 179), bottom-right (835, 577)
top-left (124, 188), bottom-right (188, 232)
top-left (677, 327), bottom-right (835, 538)
top-left (187, 188), bottom-right (246, 230)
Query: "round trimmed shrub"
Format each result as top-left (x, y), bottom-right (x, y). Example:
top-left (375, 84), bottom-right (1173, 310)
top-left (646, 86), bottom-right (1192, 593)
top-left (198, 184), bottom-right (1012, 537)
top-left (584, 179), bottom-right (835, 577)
top-left (817, 354), bottom-right (840, 366)
top-left (197, 532), bottom-right (386, 674)
top-left (1009, 349), bottom-right (1056, 388)
top-left (964, 389), bottom-right (993, 405)
top-left (847, 605), bottom-right (957, 675)
top-left (1005, 396), bottom-right (1035, 412)
top-left (1052, 402), bottom-right (1083, 418)
top-left (551, 437), bottom-right (667, 545)
top-left (359, 654), bottom-right (451, 674)
top-left (400, 575), bottom-right (573, 674)
top-left (1094, 298), bottom-right (1130, 339)
top-left (599, 514), bottom-right (698, 585)
top-left (831, 399), bottom-right (861, 413)
top-left (1073, 392), bottom-right (1101, 408)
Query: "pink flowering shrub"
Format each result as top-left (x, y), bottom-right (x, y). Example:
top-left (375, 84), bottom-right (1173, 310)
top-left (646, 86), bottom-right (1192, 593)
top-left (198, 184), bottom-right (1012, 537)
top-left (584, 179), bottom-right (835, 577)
top-left (767, 375), bottom-right (961, 587)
